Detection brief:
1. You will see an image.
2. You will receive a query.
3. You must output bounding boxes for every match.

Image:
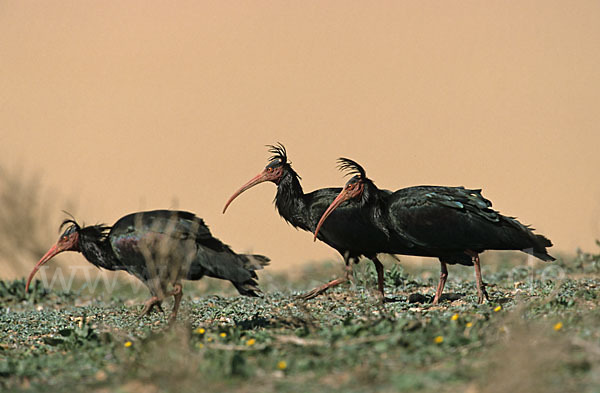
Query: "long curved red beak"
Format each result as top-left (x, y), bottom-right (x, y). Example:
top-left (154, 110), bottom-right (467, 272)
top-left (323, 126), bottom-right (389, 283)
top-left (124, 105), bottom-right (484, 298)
top-left (313, 189), bottom-right (353, 242)
top-left (26, 244), bottom-right (63, 292)
top-left (223, 171), bottom-right (269, 214)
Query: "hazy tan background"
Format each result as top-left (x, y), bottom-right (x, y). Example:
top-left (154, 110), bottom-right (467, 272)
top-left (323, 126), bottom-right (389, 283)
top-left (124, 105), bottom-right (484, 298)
top-left (2, 1), bottom-right (599, 277)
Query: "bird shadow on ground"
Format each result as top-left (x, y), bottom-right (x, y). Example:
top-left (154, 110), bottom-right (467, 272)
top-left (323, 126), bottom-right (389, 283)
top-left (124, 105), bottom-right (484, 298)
top-left (234, 316), bottom-right (274, 330)
top-left (407, 292), bottom-right (464, 304)
top-left (495, 296), bottom-right (514, 305)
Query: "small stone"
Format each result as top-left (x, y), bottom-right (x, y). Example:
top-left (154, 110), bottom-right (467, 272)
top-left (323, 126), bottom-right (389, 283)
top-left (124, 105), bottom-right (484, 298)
top-left (95, 370), bottom-right (107, 381)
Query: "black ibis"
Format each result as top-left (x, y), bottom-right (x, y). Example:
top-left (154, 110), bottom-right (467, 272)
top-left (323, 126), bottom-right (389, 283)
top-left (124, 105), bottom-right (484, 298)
top-left (314, 158), bottom-right (555, 304)
top-left (26, 210), bottom-right (269, 322)
top-left (223, 144), bottom-right (395, 300)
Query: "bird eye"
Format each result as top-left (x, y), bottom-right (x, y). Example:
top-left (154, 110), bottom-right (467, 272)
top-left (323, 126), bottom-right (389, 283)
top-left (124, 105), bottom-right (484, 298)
top-left (266, 167), bottom-right (273, 173)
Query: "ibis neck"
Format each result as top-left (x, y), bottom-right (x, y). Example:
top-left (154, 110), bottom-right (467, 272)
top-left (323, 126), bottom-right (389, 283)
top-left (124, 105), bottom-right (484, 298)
top-left (274, 167), bottom-right (309, 229)
top-left (359, 181), bottom-right (391, 237)
top-left (78, 227), bottom-right (119, 270)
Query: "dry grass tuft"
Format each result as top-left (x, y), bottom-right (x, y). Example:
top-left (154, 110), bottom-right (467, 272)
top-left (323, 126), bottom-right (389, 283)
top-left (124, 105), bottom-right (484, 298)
top-left (0, 164), bottom-right (75, 277)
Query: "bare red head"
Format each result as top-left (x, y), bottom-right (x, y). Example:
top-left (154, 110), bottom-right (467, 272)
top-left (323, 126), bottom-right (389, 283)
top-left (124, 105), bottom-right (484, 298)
top-left (26, 220), bottom-right (80, 291)
top-left (222, 144), bottom-right (288, 214)
top-left (313, 158), bottom-right (367, 241)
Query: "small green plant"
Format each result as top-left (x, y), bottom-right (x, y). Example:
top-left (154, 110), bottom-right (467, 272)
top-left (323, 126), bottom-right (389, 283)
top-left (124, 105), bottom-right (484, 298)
top-left (42, 317), bottom-right (110, 349)
top-left (0, 279), bottom-right (49, 304)
top-left (573, 241), bottom-right (600, 273)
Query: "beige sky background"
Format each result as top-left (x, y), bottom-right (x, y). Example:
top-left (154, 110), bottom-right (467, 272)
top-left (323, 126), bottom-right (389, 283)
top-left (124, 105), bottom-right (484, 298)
top-left (1, 1), bottom-right (599, 277)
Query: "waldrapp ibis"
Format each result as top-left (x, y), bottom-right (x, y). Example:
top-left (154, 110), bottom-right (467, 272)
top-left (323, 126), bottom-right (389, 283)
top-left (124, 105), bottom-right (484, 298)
top-left (314, 158), bottom-right (555, 304)
top-left (222, 144), bottom-right (394, 300)
top-left (26, 210), bottom-right (270, 323)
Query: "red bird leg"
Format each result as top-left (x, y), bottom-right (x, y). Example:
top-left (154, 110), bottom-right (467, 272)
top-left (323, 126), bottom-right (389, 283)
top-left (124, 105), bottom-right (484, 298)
top-left (167, 283), bottom-right (183, 324)
top-left (472, 254), bottom-right (489, 304)
top-left (138, 295), bottom-right (164, 319)
top-left (299, 277), bottom-right (347, 300)
top-left (299, 256), bottom-right (354, 300)
top-left (432, 261), bottom-right (448, 305)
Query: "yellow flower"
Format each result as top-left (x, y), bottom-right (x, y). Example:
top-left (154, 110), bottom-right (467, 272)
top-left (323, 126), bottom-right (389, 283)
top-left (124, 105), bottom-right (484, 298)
top-left (466, 322), bottom-right (473, 328)
top-left (434, 336), bottom-right (444, 344)
top-left (194, 327), bottom-right (205, 335)
top-left (277, 360), bottom-right (287, 370)
top-left (219, 332), bottom-right (227, 338)
top-left (124, 341), bottom-right (133, 348)
top-left (451, 314), bottom-right (459, 321)
top-left (494, 305), bottom-right (502, 312)
top-left (553, 322), bottom-right (563, 331)
top-left (246, 338), bottom-right (256, 346)
top-left (196, 342), bottom-right (204, 349)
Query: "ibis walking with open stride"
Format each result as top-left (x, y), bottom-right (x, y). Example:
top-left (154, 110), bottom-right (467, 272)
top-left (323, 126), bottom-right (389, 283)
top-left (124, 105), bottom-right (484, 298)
top-left (26, 210), bottom-right (269, 322)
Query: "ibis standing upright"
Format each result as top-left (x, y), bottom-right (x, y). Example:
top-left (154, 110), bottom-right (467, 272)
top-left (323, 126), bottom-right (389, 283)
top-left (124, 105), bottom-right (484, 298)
top-left (223, 144), bottom-right (394, 299)
top-left (314, 158), bottom-right (555, 304)
top-left (26, 210), bottom-right (270, 322)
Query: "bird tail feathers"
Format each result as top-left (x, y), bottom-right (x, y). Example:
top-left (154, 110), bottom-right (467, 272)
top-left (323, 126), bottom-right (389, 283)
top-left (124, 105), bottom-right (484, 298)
top-left (522, 234), bottom-right (555, 262)
top-left (240, 254), bottom-right (270, 271)
top-left (233, 281), bottom-right (262, 297)
top-left (230, 254), bottom-right (270, 297)
top-left (535, 234), bottom-right (553, 248)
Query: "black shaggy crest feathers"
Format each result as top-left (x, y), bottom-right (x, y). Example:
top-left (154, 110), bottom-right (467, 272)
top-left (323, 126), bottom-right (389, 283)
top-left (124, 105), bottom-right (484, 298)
top-left (337, 157), bottom-right (367, 179)
top-left (60, 218), bottom-right (110, 240)
top-left (267, 143), bottom-right (288, 165)
top-left (59, 219), bottom-right (80, 233)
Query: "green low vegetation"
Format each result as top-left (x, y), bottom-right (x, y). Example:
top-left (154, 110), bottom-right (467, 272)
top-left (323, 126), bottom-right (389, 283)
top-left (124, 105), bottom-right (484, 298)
top-left (1, 248), bottom-right (599, 393)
